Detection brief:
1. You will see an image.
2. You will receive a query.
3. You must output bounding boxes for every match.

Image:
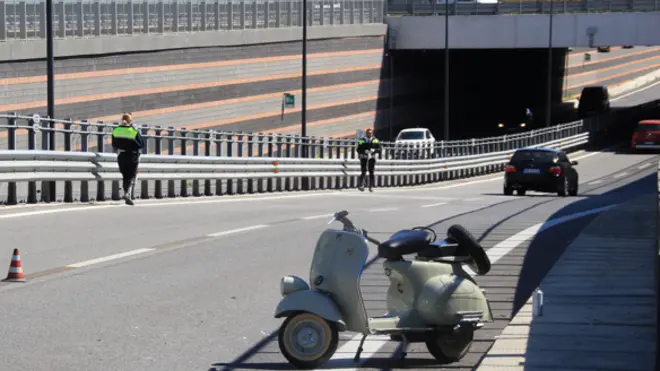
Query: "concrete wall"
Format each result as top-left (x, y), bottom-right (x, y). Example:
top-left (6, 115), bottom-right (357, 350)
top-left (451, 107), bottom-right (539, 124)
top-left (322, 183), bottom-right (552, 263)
top-left (386, 12), bottom-right (660, 49)
top-left (1, 35), bottom-right (413, 146)
top-left (0, 24), bottom-right (387, 61)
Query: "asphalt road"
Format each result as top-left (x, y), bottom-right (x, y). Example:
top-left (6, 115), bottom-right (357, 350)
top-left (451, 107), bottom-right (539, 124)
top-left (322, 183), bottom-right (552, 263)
top-left (611, 78), bottom-right (660, 108)
top-left (0, 148), bottom-right (658, 371)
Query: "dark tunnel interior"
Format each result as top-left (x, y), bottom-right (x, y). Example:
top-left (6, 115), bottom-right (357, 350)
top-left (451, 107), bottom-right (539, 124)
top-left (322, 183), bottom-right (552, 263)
top-left (375, 47), bottom-right (570, 141)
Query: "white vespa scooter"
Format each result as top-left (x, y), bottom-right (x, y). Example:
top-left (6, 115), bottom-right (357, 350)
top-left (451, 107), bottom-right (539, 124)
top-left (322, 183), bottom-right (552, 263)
top-left (274, 210), bottom-right (493, 369)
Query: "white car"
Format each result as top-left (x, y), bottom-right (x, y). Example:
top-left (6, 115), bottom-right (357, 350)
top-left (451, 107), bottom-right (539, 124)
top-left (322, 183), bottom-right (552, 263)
top-left (394, 128), bottom-right (436, 159)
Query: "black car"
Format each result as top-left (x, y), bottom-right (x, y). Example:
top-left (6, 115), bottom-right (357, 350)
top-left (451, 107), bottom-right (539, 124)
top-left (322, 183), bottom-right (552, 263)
top-left (503, 148), bottom-right (579, 197)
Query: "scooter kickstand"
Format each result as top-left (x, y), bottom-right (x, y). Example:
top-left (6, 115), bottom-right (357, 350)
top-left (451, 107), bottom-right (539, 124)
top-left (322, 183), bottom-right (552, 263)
top-left (353, 335), bottom-right (368, 363)
top-left (396, 334), bottom-right (409, 361)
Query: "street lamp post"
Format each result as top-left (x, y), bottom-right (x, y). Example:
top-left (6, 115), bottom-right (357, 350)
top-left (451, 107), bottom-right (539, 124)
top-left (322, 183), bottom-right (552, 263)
top-left (46, 0), bottom-right (54, 121)
top-left (444, 0), bottom-right (450, 140)
top-left (545, 0), bottom-right (554, 127)
top-left (301, 0), bottom-right (308, 141)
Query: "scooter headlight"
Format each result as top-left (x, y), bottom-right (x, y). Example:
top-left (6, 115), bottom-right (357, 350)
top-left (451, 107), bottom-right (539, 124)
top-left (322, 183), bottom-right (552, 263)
top-left (280, 275), bottom-right (310, 297)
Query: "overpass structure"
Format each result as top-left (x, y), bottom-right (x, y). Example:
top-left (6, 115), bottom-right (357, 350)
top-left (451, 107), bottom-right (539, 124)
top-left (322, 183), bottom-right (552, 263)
top-left (0, 3), bottom-right (659, 370)
top-left (386, 0), bottom-right (660, 49)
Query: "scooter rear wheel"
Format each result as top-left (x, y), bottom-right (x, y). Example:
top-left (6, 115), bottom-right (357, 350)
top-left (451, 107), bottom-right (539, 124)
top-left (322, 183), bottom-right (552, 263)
top-left (425, 329), bottom-right (474, 363)
top-left (278, 312), bottom-right (339, 369)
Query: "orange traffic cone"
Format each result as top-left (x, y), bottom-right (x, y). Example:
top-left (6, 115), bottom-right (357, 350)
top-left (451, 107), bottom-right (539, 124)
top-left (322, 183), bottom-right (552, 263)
top-left (2, 249), bottom-right (26, 282)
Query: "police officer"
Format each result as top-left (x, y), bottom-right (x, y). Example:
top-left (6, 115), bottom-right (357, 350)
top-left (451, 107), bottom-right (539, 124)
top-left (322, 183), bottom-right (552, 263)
top-left (356, 128), bottom-right (381, 192)
top-left (111, 113), bottom-right (145, 205)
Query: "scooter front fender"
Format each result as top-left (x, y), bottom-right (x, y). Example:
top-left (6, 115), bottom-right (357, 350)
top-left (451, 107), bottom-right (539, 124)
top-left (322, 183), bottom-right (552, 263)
top-left (274, 290), bottom-right (346, 331)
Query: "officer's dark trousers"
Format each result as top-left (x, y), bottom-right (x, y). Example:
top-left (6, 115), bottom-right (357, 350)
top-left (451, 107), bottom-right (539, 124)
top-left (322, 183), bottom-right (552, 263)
top-left (359, 158), bottom-right (376, 187)
top-left (117, 151), bottom-right (140, 193)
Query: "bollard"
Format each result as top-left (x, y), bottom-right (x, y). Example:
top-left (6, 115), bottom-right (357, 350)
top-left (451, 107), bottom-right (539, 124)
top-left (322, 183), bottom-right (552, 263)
top-left (532, 288), bottom-right (544, 317)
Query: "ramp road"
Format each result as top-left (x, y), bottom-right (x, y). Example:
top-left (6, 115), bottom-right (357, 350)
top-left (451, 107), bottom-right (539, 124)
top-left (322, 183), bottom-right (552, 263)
top-left (0, 149), bottom-right (657, 371)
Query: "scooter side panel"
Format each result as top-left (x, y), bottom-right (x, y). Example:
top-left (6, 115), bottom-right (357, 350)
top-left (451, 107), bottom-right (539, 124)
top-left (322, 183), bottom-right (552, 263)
top-left (417, 274), bottom-right (493, 325)
top-left (274, 289), bottom-right (347, 330)
top-left (310, 229), bottom-right (370, 334)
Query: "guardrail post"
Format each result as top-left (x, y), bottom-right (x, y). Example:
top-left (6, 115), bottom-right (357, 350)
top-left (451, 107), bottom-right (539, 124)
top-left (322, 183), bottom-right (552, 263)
top-left (180, 128), bottom-right (189, 197)
top-left (153, 126), bottom-right (163, 199)
top-left (96, 125), bottom-right (107, 201)
top-left (27, 119), bottom-right (38, 204)
top-left (79, 120), bottom-right (90, 202)
top-left (167, 127), bottom-right (176, 197)
top-left (6, 114), bottom-right (17, 205)
top-left (49, 117), bottom-right (57, 200)
top-left (63, 119), bottom-right (73, 203)
top-left (318, 138), bottom-right (327, 190)
top-left (226, 134), bottom-right (234, 195)
top-left (40, 118), bottom-right (52, 203)
top-left (331, 138), bottom-right (341, 189)
top-left (204, 131), bottom-right (213, 196)
top-left (215, 131), bottom-right (224, 196)
top-left (274, 134), bottom-right (283, 192)
top-left (293, 136), bottom-right (301, 191)
top-left (141, 126), bottom-right (150, 200)
top-left (192, 130), bottom-right (201, 197)
top-left (309, 137), bottom-right (317, 190)
top-left (247, 133), bottom-right (256, 194)
top-left (256, 133), bottom-right (265, 193)
top-left (285, 136), bottom-right (293, 191)
top-left (236, 133), bottom-right (245, 194)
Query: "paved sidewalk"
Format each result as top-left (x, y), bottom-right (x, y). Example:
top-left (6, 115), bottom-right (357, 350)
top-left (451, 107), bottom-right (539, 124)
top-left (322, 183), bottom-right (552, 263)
top-left (476, 194), bottom-right (658, 371)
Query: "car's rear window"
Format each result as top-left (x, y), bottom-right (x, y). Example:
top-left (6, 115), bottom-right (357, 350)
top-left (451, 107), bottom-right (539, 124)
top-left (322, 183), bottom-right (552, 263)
top-left (511, 150), bottom-right (556, 163)
top-left (397, 131), bottom-right (425, 140)
top-left (636, 123), bottom-right (660, 132)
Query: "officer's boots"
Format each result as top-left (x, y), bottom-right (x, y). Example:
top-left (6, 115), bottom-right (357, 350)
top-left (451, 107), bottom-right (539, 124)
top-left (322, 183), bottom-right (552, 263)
top-left (123, 186), bottom-right (135, 206)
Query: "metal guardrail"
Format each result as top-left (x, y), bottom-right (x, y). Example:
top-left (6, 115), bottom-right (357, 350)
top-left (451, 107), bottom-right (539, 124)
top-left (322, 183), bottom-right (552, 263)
top-left (0, 0), bottom-right (384, 42)
top-left (0, 113), bottom-right (586, 160)
top-left (0, 132), bottom-right (588, 204)
top-left (387, 0), bottom-right (660, 16)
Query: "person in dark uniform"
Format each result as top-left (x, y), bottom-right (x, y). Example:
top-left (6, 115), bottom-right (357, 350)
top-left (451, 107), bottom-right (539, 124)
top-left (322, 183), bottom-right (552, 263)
top-left (111, 113), bottom-right (145, 205)
top-left (356, 128), bottom-right (381, 192)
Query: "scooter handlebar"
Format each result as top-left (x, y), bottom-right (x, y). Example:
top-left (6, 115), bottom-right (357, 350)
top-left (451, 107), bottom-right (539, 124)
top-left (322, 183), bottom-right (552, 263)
top-left (330, 210), bottom-right (382, 246)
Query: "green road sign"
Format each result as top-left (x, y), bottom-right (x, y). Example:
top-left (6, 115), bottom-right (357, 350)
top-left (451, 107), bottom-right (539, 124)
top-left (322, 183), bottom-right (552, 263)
top-left (283, 93), bottom-right (295, 108)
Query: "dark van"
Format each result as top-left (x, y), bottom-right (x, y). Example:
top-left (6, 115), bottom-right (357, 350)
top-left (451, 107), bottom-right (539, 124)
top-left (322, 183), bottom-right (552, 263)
top-left (578, 86), bottom-right (610, 118)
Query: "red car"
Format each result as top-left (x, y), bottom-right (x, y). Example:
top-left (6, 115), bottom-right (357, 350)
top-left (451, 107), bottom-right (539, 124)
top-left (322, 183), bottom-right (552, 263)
top-left (631, 119), bottom-right (660, 151)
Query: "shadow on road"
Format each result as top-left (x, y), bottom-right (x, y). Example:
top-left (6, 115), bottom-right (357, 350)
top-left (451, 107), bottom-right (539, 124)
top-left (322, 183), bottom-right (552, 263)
top-left (209, 160), bottom-right (658, 371)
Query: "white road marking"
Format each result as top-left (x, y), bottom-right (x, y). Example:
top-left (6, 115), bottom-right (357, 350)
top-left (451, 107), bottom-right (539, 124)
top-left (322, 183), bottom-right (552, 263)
top-left (66, 248), bottom-right (155, 268)
top-left (207, 225), bottom-right (269, 237)
top-left (421, 202), bottom-right (447, 208)
top-left (368, 207), bottom-right (399, 212)
top-left (610, 79), bottom-right (660, 102)
top-left (64, 225), bottom-right (272, 269)
top-left (638, 163), bottom-right (652, 169)
top-left (588, 180), bottom-right (603, 185)
top-left (0, 147), bottom-right (616, 220)
top-left (301, 213), bottom-right (335, 220)
top-left (613, 172), bottom-right (628, 178)
top-left (465, 197), bottom-right (482, 202)
top-left (0, 205), bottom-right (118, 219)
top-left (326, 203), bottom-right (619, 369)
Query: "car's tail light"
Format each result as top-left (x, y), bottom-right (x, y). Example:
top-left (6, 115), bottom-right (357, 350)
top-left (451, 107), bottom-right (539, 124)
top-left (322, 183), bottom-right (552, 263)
top-left (549, 166), bottom-right (562, 175)
top-left (505, 165), bottom-right (516, 173)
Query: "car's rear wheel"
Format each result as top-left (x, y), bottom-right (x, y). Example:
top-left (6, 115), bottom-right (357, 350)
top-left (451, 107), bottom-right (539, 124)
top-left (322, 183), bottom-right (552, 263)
top-left (558, 177), bottom-right (568, 197)
top-left (569, 179), bottom-right (578, 196)
top-left (503, 186), bottom-right (513, 195)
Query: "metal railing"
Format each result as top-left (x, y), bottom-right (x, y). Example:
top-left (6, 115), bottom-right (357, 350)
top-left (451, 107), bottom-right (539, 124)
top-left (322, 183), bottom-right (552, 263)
top-left (0, 112), bottom-right (588, 161)
top-left (0, 132), bottom-right (588, 204)
top-left (0, 0), bottom-right (384, 41)
top-left (387, 0), bottom-right (660, 16)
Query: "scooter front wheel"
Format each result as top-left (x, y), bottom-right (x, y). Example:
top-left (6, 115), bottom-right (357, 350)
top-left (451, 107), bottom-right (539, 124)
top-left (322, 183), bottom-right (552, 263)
top-left (278, 312), bottom-right (339, 369)
top-left (425, 329), bottom-right (474, 363)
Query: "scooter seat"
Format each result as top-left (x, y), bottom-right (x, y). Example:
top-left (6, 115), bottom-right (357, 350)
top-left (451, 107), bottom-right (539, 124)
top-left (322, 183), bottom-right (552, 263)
top-left (378, 229), bottom-right (435, 260)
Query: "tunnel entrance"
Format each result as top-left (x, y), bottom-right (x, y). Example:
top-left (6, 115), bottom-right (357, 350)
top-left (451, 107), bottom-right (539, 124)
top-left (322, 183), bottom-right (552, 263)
top-left (375, 48), bottom-right (569, 141)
